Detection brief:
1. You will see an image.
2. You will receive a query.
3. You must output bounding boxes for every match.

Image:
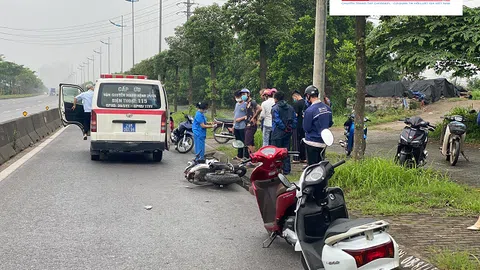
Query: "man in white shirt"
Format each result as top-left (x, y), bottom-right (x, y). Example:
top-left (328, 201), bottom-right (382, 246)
top-left (259, 88), bottom-right (276, 146)
top-left (72, 84), bottom-right (95, 140)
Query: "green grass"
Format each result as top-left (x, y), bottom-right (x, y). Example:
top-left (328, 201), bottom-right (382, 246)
top-left (472, 91), bottom-right (480, 100)
top-left (330, 157), bottom-right (480, 215)
top-left (430, 248), bottom-right (480, 270)
top-left (170, 107), bottom-right (231, 139)
top-left (0, 93), bottom-right (41, 99)
top-left (332, 108), bottom-right (416, 128)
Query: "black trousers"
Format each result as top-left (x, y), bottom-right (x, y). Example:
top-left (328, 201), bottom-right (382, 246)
top-left (84, 112), bottom-right (91, 135)
top-left (234, 128), bottom-right (246, 158)
top-left (292, 128), bottom-right (306, 161)
top-left (305, 143), bottom-right (325, 166)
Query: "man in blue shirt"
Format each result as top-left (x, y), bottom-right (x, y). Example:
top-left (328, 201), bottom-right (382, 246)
top-left (302, 85), bottom-right (333, 165)
top-left (233, 90), bottom-right (248, 160)
top-left (271, 91), bottom-right (297, 175)
top-left (192, 101), bottom-right (215, 163)
top-left (72, 84), bottom-right (95, 140)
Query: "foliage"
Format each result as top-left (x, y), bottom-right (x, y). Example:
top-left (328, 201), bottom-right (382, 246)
top-left (467, 77), bottom-right (480, 91)
top-left (368, 7), bottom-right (480, 78)
top-left (0, 56), bottom-right (45, 95)
top-left (331, 157), bottom-right (480, 215)
top-left (430, 106), bottom-right (480, 144)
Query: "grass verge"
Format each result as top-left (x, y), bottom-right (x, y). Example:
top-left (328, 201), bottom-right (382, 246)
top-left (0, 93), bottom-right (41, 99)
top-left (430, 248), bottom-right (480, 270)
top-left (430, 106), bottom-right (480, 144)
top-left (332, 108), bottom-right (417, 128)
top-left (330, 157), bottom-right (480, 215)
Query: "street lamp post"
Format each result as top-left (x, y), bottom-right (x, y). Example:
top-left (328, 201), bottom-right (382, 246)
top-left (101, 38), bottom-right (111, 73)
top-left (94, 48), bottom-right (102, 77)
top-left (88, 56), bottom-right (94, 82)
top-left (126, 0), bottom-right (139, 68)
top-left (78, 66), bottom-right (83, 84)
top-left (83, 61), bottom-right (89, 83)
top-left (110, 17), bottom-right (127, 73)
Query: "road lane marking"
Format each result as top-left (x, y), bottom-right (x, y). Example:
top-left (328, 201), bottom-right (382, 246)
top-left (15, 109), bottom-right (20, 111)
top-left (0, 127), bottom-right (67, 183)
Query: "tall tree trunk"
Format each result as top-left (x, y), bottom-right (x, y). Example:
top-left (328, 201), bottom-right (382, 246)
top-left (174, 65), bottom-right (179, 112)
top-left (209, 41), bottom-right (217, 118)
top-left (353, 16), bottom-right (367, 161)
top-left (259, 39), bottom-right (268, 89)
top-left (188, 60), bottom-right (193, 106)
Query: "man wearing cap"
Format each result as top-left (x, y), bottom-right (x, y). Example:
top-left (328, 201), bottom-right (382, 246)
top-left (72, 84), bottom-right (95, 140)
top-left (259, 88), bottom-right (276, 146)
top-left (303, 85), bottom-right (333, 165)
top-left (241, 88), bottom-right (262, 155)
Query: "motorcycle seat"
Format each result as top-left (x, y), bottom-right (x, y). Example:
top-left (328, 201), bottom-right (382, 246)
top-left (323, 218), bottom-right (377, 240)
top-left (215, 118), bottom-right (234, 123)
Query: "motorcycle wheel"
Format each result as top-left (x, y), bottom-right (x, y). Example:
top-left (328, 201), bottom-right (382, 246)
top-left (213, 126), bottom-right (231, 144)
top-left (449, 140), bottom-right (460, 166)
top-left (398, 153), bottom-right (414, 168)
top-left (176, 135), bottom-right (194, 153)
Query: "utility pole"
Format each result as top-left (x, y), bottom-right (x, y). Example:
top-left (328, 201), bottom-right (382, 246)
top-left (101, 38), bottom-right (111, 73)
top-left (94, 48), bottom-right (102, 77)
top-left (312, 0), bottom-right (327, 101)
top-left (88, 56), bottom-right (94, 82)
top-left (84, 61), bottom-right (89, 82)
top-left (109, 17), bottom-right (126, 73)
top-left (178, 0), bottom-right (196, 19)
top-left (159, 0), bottom-right (162, 53)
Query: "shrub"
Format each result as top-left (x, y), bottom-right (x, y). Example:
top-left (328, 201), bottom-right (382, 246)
top-left (430, 106), bottom-right (480, 144)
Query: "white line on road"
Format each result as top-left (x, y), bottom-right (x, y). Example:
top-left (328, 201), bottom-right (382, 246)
top-left (0, 127), bottom-right (67, 183)
top-left (15, 109), bottom-right (20, 111)
top-left (4, 111), bottom-right (10, 113)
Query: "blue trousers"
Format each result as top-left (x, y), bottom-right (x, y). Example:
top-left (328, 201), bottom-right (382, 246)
top-left (271, 135), bottom-right (292, 175)
top-left (194, 135), bottom-right (206, 161)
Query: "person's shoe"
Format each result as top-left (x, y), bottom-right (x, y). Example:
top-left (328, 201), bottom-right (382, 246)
top-left (83, 134), bottom-right (87, 140)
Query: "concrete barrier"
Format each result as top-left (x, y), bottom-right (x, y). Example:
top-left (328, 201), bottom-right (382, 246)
top-left (0, 108), bottom-right (63, 165)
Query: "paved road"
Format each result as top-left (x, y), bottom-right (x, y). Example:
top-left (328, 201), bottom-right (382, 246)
top-left (0, 95), bottom-right (58, 124)
top-left (0, 126), bottom-right (301, 269)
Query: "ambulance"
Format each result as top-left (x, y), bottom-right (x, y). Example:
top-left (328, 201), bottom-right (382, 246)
top-left (58, 74), bottom-right (170, 162)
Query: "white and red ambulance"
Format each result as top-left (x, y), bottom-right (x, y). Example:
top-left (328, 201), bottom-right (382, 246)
top-left (59, 74), bottom-right (170, 162)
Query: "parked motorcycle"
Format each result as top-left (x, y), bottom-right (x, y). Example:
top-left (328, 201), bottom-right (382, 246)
top-left (238, 129), bottom-right (399, 270)
top-left (183, 143), bottom-right (247, 187)
top-left (439, 110), bottom-right (476, 166)
top-left (395, 116), bottom-right (435, 168)
top-left (339, 113), bottom-right (371, 156)
top-left (213, 118), bottom-right (236, 144)
top-left (171, 113), bottom-right (194, 154)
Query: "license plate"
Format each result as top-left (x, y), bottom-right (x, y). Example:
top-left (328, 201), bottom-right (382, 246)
top-left (123, 123), bottom-right (136, 132)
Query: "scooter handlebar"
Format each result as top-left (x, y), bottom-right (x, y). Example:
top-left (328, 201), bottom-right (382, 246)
top-left (332, 160), bottom-right (346, 168)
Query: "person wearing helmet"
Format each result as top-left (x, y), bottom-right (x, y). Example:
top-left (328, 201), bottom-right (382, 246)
top-left (259, 89), bottom-right (276, 146)
top-left (192, 101), bottom-right (215, 163)
top-left (303, 85), bottom-right (333, 165)
top-left (72, 83), bottom-right (95, 140)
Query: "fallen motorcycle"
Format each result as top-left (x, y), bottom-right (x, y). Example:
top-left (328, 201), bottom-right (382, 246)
top-left (184, 142), bottom-right (247, 187)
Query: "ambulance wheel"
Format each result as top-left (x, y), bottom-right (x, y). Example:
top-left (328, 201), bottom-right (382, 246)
top-left (153, 151), bottom-right (163, 162)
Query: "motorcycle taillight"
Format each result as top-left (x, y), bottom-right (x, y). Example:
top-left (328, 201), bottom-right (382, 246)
top-left (343, 240), bottom-right (394, 268)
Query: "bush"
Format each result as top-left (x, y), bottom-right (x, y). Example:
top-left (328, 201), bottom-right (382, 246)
top-left (430, 106), bottom-right (480, 144)
top-left (471, 91), bottom-right (480, 100)
top-left (330, 157), bottom-right (480, 215)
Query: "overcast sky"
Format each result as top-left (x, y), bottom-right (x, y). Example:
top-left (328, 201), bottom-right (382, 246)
top-left (0, 0), bottom-right (479, 88)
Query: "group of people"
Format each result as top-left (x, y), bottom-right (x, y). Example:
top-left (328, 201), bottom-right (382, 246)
top-left (192, 85), bottom-right (333, 176)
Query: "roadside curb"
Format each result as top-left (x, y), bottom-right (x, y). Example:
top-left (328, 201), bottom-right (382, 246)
top-left (205, 141), bottom-right (440, 270)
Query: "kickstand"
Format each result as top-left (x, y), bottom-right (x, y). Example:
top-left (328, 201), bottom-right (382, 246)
top-left (262, 232), bottom-right (277, 248)
top-left (462, 151), bottom-right (470, 162)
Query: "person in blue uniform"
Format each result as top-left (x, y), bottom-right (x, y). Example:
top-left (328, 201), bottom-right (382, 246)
top-left (192, 101), bottom-right (215, 163)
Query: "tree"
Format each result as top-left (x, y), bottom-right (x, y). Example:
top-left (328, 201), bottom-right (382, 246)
top-left (225, 0), bottom-right (294, 89)
top-left (184, 4), bottom-right (233, 118)
top-left (0, 58), bottom-right (44, 95)
top-left (353, 16), bottom-right (367, 160)
top-left (367, 7), bottom-right (480, 78)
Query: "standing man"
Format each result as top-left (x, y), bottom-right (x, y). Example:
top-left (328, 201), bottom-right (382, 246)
top-left (233, 90), bottom-right (247, 160)
top-left (72, 83), bottom-right (95, 140)
top-left (260, 88), bottom-right (276, 146)
top-left (242, 88), bottom-right (262, 156)
top-left (271, 91), bottom-right (297, 175)
top-left (291, 90), bottom-right (307, 163)
top-left (303, 85), bottom-right (333, 165)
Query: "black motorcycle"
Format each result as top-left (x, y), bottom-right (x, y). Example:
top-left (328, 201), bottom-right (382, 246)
top-left (395, 116), bottom-right (435, 168)
top-left (171, 113), bottom-right (194, 154)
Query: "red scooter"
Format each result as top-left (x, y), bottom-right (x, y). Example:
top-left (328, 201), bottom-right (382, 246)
top-left (236, 142), bottom-right (300, 247)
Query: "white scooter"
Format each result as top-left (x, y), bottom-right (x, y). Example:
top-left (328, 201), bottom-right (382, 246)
top-left (277, 129), bottom-right (400, 270)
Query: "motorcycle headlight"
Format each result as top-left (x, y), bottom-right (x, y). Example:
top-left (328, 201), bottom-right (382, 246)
top-left (454, 116), bottom-right (463, 122)
top-left (305, 166), bottom-right (325, 182)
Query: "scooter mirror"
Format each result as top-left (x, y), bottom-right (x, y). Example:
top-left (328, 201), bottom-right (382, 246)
top-left (232, 140), bottom-right (245, 149)
top-left (278, 174), bottom-right (292, 188)
top-left (321, 129), bottom-right (334, 146)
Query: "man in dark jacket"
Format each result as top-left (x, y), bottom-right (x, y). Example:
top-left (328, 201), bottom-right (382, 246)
top-left (291, 90), bottom-right (307, 163)
top-left (271, 91), bottom-right (297, 175)
top-left (302, 85), bottom-right (333, 165)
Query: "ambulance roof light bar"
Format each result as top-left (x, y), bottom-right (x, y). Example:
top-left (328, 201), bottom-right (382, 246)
top-left (100, 74), bottom-right (148, 79)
